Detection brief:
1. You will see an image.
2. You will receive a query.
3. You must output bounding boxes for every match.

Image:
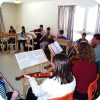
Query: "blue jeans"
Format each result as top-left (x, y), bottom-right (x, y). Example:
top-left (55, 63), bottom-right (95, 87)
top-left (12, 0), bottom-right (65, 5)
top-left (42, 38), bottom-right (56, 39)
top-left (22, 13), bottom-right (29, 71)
top-left (18, 40), bottom-right (26, 51)
top-left (8, 38), bottom-right (15, 47)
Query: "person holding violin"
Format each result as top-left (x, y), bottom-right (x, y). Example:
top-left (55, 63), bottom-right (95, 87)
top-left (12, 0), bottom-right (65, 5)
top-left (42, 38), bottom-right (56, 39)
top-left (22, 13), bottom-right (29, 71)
top-left (72, 42), bottom-right (97, 100)
top-left (4, 26), bottom-right (16, 51)
top-left (57, 30), bottom-right (67, 54)
top-left (40, 27), bottom-right (51, 50)
top-left (24, 53), bottom-right (76, 100)
top-left (91, 34), bottom-right (100, 98)
top-left (17, 26), bottom-right (27, 52)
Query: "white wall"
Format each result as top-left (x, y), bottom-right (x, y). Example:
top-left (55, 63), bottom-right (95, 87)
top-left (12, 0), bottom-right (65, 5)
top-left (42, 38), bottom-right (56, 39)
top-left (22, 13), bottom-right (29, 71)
top-left (1, 3), bottom-right (17, 32)
top-left (16, 0), bottom-right (97, 36)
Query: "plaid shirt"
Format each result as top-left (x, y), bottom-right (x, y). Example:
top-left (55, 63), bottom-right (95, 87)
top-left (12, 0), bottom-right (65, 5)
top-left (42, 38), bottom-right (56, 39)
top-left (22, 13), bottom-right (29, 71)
top-left (94, 45), bottom-right (100, 62)
top-left (0, 84), bottom-right (7, 100)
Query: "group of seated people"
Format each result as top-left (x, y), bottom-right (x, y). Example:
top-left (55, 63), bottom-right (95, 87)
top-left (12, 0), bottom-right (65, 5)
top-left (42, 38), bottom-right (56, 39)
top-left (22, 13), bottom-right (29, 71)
top-left (0, 25), bottom-right (100, 100)
top-left (0, 33), bottom-right (100, 100)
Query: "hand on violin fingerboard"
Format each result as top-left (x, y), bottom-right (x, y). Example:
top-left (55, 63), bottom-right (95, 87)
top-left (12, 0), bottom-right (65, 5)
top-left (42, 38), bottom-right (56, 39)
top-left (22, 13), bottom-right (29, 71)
top-left (24, 72), bottom-right (30, 79)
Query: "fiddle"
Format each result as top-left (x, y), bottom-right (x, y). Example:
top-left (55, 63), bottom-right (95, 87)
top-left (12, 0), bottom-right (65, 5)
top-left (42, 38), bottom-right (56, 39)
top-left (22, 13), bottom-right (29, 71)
top-left (70, 56), bottom-right (79, 65)
top-left (44, 64), bottom-right (52, 70)
top-left (30, 29), bottom-right (41, 33)
top-left (15, 72), bottom-right (53, 81)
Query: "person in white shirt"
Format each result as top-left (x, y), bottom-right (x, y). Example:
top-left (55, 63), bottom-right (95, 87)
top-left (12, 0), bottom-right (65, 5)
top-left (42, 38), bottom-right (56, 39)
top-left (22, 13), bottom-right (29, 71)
top-left (17, 26), bottom-right (27, 52)
top-left (24, 53), bottom-right (76, 100)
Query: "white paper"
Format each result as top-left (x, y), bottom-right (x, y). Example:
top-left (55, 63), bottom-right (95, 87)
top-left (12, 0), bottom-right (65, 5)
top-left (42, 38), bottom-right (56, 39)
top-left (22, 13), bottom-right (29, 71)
top-left (15, 49), bottom-right (48, 70)
top-left (54, 41), bottom-right (63, 52)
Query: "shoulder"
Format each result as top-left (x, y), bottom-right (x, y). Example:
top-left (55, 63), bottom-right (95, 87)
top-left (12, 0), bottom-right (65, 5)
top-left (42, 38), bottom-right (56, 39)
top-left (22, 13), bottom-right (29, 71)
top-left (63, 36), bottom-right (67, 39)
top-left (57, 36), bottom-right (60, 38)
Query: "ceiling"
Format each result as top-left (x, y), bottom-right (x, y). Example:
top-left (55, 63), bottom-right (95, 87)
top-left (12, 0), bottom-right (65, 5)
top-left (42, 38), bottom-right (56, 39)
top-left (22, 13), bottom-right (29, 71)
top-left (4, 0), bottom-right (55, 3)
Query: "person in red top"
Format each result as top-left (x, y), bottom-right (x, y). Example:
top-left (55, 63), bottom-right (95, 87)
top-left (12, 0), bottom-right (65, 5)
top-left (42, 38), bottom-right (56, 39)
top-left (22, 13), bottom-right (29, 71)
top-left (72, 42), bottom-right (97, 100)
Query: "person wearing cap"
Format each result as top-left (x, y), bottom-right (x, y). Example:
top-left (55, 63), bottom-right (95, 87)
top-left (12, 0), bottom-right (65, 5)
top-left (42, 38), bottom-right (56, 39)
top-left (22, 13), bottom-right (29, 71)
top-left (17, 26), bottom-right (27, 52)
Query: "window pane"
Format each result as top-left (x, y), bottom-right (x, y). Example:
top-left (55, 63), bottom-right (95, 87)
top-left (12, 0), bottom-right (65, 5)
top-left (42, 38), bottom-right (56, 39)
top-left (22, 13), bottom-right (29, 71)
top-left (73, 32), bottom-right (82, 41)
top-left (73, 6), bottom-right (85, 31)
top-left (86, 6), bottom-right (98, 33)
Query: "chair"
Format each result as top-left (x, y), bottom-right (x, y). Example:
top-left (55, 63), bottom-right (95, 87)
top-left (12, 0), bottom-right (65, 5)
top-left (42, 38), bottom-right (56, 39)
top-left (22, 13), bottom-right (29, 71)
top-left (48, 91), bottom-right (74, 100)
top-left (0, 32), bottom-right (4, 54)
top-left (51, 35), bottom-right (55, 39)
top-left (88, 74), bottom-right (99, 100)
top-left (74, 74), bottom-right (100, 100)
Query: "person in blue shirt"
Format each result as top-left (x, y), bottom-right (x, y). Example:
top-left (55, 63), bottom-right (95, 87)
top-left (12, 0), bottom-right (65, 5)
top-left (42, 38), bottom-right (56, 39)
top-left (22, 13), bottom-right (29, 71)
top-left (57, 30), bottom-right (67, 40)
top-left (57, 30), bottom-right (67, 54)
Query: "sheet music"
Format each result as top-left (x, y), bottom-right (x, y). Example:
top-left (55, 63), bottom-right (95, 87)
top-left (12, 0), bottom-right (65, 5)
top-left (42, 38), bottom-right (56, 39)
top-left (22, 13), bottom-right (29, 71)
top-left (15, 49), bottom-right (48, 70)
top-left (48, 41), bottom-right (63, 55)
top-left (54, 41), bottom-right (63, 52)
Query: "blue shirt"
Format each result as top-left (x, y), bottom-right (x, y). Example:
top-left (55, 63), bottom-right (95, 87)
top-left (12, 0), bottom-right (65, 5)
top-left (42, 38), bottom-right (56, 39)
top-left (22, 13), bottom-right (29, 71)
top-left (57, 36), bottom-right (67, 48)
top-left (57, 36), bottom-right (67, 40)
top-left (94, 45), bottom-right (100, 62)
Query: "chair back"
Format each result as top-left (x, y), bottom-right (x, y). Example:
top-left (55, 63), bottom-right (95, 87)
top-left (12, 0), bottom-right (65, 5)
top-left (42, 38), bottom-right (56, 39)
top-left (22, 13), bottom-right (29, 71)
top-left (88, 74), bottom-right (99, 100)
top-left (48, 91), bottom-right (74, 100)
top-left (51, 35), bottom-right (55, 39)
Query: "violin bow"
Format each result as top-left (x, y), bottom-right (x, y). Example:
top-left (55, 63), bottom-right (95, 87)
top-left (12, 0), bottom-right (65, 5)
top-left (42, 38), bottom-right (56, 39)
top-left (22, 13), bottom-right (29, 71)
top-left (15, 25), bottom-right (19, 31)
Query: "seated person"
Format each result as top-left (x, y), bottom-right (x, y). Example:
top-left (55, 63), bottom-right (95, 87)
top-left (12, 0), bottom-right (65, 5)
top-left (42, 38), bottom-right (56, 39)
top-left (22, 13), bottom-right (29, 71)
top-left (91, 34), bottom-right (100, 98)
top-left (72, 42), bottom-right (97, 100)
top-left (8, 26), bottom-right (16, 50)
top-left (0, 81), bottom-right (23, 100)
top-left (0, 39), bottom-right (2, 52)
top-left (57, 30), bottom-right (67, 54)
top-left (76, 32), bottom-right (88, 43)
top-left (40, 27), bottom-right (51, 50)
top-left (30, 25), bottom-right (46, 50)
top-left (68, 32), bottom-right (88, 58)
top-left (17, 26), bottom-right (27, 52)
top-left (4, 26), bottom-right (16, 50)
top-left (24, 53), bottom-right (76, 100)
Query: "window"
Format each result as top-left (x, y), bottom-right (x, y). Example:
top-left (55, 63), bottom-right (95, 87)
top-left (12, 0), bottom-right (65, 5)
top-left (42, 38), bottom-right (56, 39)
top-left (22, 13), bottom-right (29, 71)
top-left (73, 5), bottom-right (98, 42)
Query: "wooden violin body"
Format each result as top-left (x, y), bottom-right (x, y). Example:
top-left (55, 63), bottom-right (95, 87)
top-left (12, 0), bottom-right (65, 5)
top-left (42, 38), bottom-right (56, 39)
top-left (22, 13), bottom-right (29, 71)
top-left (30, 29), bottom-right (41, 32)
top-left (15, 72), bottom-right (53, 81)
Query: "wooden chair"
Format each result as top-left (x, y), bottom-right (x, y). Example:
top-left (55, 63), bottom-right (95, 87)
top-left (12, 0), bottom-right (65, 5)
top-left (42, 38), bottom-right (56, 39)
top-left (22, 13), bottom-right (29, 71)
top-left (54, 38), bottom-right (71, 54)
top-left (5, 34), bottom-right (18, 54)
top-left (0, 32), bottom-right (4, 54)
top-left (27, 34), bottom-right (36, 51)
top-left (48, 91), bottom-right (74, 100)
top-left (74, 74), bottom-right (100, 100)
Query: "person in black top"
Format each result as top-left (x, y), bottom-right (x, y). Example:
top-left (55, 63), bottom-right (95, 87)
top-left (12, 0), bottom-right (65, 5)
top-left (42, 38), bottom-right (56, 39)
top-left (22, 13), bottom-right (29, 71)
top-left (76, 32), bottom-right (88, 43)
top-left (8, 26), bottom-right (16, 50)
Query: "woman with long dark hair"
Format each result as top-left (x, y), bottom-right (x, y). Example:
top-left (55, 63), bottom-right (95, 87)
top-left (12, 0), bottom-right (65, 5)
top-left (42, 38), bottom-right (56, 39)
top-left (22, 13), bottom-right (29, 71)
top-left (24, 53), bottom-right (76, 100)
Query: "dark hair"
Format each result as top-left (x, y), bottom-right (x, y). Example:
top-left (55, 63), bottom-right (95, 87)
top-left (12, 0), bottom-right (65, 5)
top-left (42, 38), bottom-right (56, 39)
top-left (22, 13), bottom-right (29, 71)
top-left (53, 53), bottom-right (73, 84)
top-left (47, 27), bottom-right (50, 31)
top-left (59, 30), bottom-right (64, 34)
top-left (10, 26), bottom-right (13, 29)
top-left (40, 25), bottom-right (43, 27)
top-left (82, 32), bottom-right (86, 36)
top-left (94, 34), bottom-right (100, 40)
top-left (21, 26), bottom-right (25, 29)
top-left (77, 42), bottom-right (95, 63)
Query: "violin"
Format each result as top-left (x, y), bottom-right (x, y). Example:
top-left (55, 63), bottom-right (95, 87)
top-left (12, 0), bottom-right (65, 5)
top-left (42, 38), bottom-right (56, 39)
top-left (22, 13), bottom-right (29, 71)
top-left (70, 56), bottom-right (79, 65)
top-left (30, 29), bottom-right (41, 33)
top-left (15, 72), bottom-right (53, 81)
top-left (44, 64), bottom-right (52, 70)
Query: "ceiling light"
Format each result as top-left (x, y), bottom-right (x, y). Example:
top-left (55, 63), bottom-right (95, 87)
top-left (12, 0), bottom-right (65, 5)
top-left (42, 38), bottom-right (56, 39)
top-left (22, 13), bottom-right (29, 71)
top-left (95, 0), bottom-right (100, 4)
top-left (14, 0), bottom-right (21, 4)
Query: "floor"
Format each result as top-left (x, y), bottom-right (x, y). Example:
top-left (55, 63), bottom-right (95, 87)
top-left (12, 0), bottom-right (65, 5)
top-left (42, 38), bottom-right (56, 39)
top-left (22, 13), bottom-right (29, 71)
top-left (0, 47), bottom-right (50, 98)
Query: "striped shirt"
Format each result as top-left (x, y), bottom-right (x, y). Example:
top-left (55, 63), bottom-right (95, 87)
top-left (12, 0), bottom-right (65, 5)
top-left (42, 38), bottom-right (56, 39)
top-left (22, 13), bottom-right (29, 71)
top-left (94, 45), bottom-right (100, 62)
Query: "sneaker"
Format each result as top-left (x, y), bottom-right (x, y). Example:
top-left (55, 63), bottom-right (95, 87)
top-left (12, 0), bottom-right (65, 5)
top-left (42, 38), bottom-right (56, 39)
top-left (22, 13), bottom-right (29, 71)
top-left (17, 50), bottom-right (20, 52)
